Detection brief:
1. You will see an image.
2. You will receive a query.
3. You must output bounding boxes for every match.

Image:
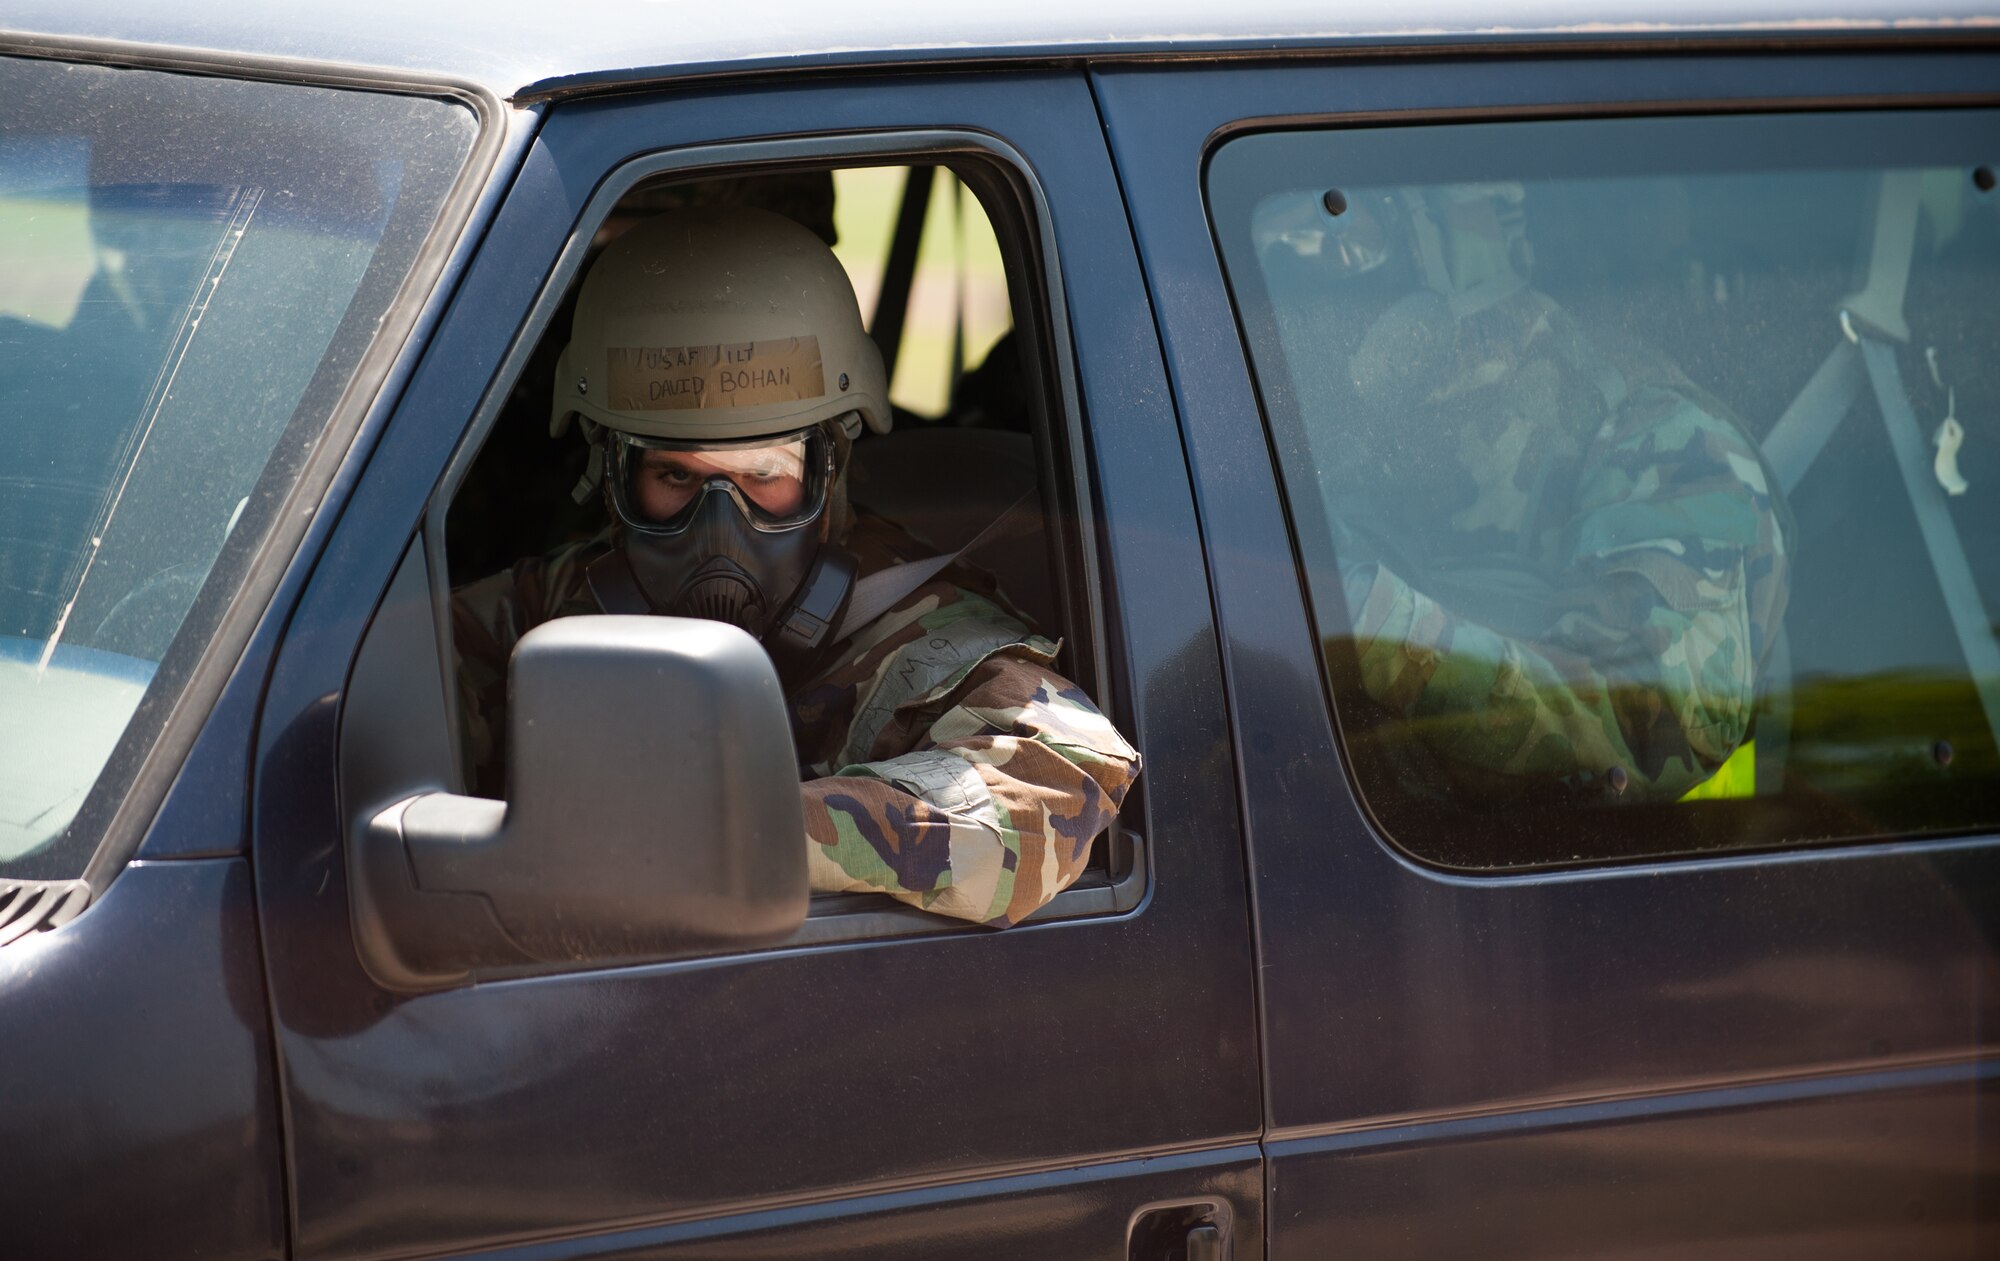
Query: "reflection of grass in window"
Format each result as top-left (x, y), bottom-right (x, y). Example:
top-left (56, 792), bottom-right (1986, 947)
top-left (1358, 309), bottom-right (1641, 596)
top-left (1321, 630), bottom-right (1997, 813)
top-left (831, 167), bottom-right (1012, 418)
top-left (0, 195), bottom-right (95, 330)
top-left (1786, 671), bottom-right (1997, 790)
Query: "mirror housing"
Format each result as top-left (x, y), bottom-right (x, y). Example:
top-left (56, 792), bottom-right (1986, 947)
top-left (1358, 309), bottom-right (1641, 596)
top-left (352, 615), bottom-right (808, 990)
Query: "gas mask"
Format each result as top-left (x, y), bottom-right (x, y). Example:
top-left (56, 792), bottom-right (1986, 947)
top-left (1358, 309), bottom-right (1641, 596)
top-left (547, 205), bottom-right (893, 670)
top-left (601, 422), bottom-right (856, 674)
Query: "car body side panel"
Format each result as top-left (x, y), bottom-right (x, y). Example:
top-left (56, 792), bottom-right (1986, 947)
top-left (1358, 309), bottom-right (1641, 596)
top-left (422, 1146), bottom-right (1262, 1261)
top-left (0, 859), bottom-right (283, 1260)
top-left (132, 648), bottom-right (264, 859)
top-left (1270, 1072), bottom-right (2000, 1257)
top-left (1092, 48), bottom-right (2000, 1258)
top-left (252, 69), bottom-right (1259, 1260)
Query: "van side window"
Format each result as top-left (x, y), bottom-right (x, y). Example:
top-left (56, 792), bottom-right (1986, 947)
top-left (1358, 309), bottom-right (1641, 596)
top-left (440, 160), bottom-right (1139, 930)
top-left (1209, 111), bottom-right (2000, 869)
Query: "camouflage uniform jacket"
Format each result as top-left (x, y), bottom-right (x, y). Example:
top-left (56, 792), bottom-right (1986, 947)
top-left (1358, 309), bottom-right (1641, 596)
top-left (451, 512), bottom-right (1141, 927)
top-left (1335, 291), bottom-right (1791, 802)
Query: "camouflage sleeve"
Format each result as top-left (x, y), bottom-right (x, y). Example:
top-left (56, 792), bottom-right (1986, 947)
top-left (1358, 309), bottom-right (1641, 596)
top-left (1346, 388), bottom-right (1786, 801)
top-left (799, 595), bottom-right (1141, 927)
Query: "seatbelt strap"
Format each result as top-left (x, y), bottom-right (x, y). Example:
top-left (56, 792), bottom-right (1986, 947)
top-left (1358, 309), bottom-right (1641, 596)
top-left (1856, 337), bottom-right (2000, 751)
top-left (834, 490), bottom-right (1037, 642)
top-left (1761, 340), bottom-right (1863, 497)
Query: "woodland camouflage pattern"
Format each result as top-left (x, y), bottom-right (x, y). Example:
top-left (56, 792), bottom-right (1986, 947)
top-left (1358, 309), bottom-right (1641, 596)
top-left (452, 511), bottom-right (1140, 926)
top-left (1320, 288), bottom-right (1790, 802)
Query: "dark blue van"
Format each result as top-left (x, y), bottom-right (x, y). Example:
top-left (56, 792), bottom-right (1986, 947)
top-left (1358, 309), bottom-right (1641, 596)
top-left (1, 3), bottom-right (1996, 1256)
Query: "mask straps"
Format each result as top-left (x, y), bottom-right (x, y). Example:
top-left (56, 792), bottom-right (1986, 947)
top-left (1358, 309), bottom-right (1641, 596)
top-left (584, 551), bottom-right (653, 615)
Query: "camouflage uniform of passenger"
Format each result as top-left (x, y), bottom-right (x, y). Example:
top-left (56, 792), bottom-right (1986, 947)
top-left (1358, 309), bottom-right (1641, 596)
top-left (452, 511), bottom-right (1140, 927)
top-left (1324, 289), bottom-right (1791, 802)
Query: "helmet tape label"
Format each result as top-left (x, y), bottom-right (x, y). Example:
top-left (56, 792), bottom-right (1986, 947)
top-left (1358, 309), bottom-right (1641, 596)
top-left (607, 337), bottom-right (825, 411)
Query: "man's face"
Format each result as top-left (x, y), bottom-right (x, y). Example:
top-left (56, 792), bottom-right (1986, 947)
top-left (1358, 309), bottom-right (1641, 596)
top-left (609, 430), bottom-right (832, 639)
top-left (630, 440), bottom-right (809, 525)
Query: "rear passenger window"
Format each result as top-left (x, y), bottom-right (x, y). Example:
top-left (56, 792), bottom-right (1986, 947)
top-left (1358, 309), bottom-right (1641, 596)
top-left (1209, 111), bottom-right (1999, 869)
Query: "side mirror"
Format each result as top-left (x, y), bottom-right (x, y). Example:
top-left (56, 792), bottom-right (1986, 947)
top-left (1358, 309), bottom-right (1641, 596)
top-left (351, 615), bottom-right (808, 990)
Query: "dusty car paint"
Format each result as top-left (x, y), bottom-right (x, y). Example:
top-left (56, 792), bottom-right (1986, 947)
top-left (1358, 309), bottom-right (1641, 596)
top-left (0, 5), bottom-right (1994, 1259)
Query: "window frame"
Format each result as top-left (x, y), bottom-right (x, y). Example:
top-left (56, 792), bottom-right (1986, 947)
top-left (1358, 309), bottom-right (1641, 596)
top-left (363, 129), bottom-right (1143, 974)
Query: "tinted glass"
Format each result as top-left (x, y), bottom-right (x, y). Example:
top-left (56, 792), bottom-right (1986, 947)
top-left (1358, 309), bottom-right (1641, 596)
top-left (1210, 111), bottom-right (1999, 869)
top-left (0, 57), bottom-right (473, 877)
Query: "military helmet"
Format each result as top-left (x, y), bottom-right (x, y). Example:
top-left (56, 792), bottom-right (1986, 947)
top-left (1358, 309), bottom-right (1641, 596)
top-left (552, 205), bottom-right (890, 445)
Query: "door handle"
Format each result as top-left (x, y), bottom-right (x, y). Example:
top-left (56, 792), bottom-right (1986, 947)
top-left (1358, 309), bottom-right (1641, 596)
top-left (1129, 1201), bottom-right (1232, 1261)
top-left (1185, 1222), bottom-right (1228, 1261)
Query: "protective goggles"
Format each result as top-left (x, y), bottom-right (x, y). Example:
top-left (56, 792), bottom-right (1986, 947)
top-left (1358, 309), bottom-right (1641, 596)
top-left (607, 424), bottom-right (833, 536)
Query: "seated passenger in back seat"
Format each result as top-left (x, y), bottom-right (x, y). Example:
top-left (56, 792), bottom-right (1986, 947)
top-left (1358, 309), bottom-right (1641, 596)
top-left (1262, 183), bottom-right (1792, 803)
top-left (451, 207), bottom-right (1139, 926)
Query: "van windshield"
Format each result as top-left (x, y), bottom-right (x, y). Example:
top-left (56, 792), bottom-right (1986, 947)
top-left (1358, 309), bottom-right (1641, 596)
top-left (0, 57), bottom-right (474, 876)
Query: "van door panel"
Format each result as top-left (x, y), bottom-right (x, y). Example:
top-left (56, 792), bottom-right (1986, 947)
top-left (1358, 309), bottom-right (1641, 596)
top-left (253, 70), bottom-right (1261, 1259)
top-left (1093, 50), bottom-right (2000, 1259)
